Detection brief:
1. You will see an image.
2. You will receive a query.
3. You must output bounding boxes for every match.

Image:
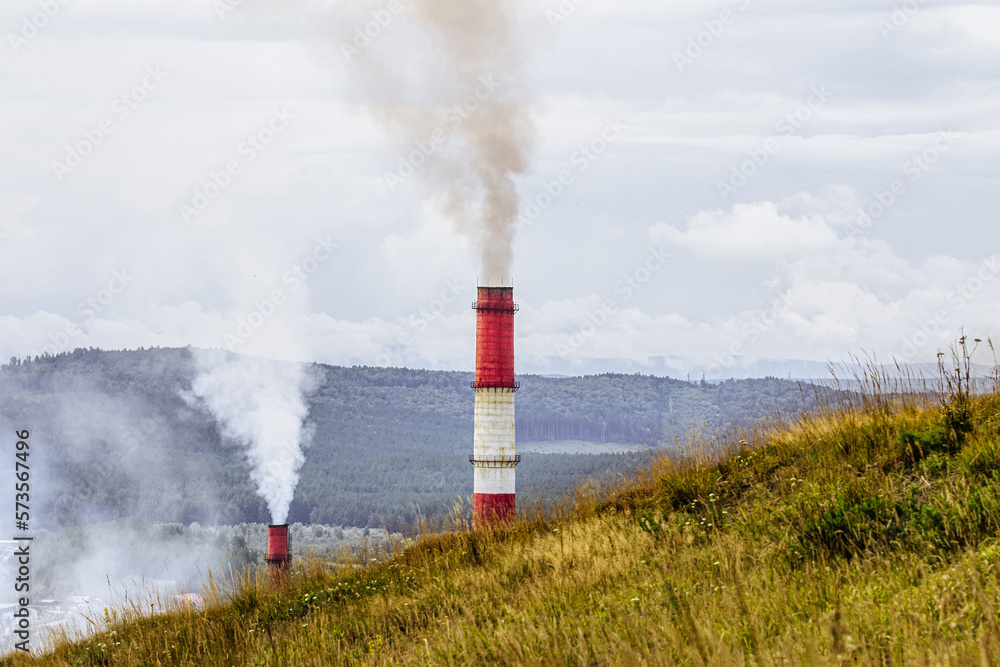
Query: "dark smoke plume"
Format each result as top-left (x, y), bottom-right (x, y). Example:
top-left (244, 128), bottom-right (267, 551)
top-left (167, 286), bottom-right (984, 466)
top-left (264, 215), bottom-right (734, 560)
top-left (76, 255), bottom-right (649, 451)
top-left (334, 0), bottom-right (534, 282)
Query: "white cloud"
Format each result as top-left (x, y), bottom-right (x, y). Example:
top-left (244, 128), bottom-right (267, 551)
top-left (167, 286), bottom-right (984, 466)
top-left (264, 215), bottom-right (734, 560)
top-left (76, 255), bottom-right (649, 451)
top-left (943, 5), bottom-right (1000, 47)
top-left (650, 201), bottom-right (839, 260)
top-left (381, 200), bottom-right (476, 297)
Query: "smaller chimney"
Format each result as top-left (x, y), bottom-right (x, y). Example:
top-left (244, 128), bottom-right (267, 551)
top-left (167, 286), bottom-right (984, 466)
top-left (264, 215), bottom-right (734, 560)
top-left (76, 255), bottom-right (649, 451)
top-left (266, 523), bottom-right (292, 583)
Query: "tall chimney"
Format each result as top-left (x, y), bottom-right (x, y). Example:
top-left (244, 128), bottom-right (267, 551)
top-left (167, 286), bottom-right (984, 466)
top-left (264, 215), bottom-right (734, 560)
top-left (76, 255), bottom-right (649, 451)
top-left (470, 286), bottom-right (520, 529)
top-left (266, 523), bottom-right (292, 582)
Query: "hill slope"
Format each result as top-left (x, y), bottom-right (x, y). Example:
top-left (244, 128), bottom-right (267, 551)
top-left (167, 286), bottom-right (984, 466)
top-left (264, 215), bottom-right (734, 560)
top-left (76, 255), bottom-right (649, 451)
top-left (10, 373), bottom-right (1000, 664)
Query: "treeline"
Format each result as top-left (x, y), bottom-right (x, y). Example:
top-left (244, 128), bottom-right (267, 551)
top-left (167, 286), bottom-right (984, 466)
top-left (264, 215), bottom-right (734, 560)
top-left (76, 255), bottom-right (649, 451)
top-left (0, 347), bottom-right (821, 528)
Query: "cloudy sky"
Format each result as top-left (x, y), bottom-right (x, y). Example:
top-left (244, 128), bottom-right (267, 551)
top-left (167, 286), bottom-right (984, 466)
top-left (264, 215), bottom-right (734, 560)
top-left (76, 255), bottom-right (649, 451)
top-left (1, 0), bottom-right (998, 379)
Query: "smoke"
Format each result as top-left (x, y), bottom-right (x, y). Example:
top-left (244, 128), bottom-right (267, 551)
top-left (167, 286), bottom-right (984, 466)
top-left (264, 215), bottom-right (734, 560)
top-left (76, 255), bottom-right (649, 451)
top-left (190, 350), bottom-right (318, 524)
top-left (332, 0), bottom-right (534, 282)
top-left (25, 522), bottom-right (230, 637)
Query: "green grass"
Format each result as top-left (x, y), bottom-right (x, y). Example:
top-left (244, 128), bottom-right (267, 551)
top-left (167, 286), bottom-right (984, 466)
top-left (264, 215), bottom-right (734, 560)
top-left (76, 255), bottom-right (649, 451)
top-left (10, 355), bottom-right (1000, 664)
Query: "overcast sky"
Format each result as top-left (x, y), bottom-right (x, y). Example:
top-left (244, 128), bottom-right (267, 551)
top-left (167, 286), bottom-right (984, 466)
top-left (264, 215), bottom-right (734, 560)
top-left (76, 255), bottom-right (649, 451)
top-left (1, 0), bottom-right (998, 379)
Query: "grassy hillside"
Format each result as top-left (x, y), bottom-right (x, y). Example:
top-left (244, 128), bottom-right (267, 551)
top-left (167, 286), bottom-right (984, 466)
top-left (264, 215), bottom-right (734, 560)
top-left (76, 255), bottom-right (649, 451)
top-left (11, 361), bottom-right (1000, 664)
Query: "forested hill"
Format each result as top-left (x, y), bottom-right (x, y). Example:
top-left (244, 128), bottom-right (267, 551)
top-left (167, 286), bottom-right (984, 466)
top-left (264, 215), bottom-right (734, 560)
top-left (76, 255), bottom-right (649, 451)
top-left (0, 348), bottom-right (820, 528)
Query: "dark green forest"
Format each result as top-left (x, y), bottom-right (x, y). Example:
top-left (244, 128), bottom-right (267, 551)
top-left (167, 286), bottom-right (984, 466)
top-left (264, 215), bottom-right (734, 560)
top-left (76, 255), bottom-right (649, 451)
top-left (0, 347), bottom-right (821, 528)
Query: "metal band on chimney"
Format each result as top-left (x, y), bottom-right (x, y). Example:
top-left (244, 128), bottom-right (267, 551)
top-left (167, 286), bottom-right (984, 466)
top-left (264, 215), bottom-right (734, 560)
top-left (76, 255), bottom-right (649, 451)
top-left (469, 455), bottom-right (521, 467)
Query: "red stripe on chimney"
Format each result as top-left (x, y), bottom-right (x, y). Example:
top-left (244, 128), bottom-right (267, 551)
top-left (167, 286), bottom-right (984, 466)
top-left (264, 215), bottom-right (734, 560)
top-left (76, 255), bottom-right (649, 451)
top-left (473, 493), bottom-right (516, 527)
top-left (474, 287), bottom-right (516, 387)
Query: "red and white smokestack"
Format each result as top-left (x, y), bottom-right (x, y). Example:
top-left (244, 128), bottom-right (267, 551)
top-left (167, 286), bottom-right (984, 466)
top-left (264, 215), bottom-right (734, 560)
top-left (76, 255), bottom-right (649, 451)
top-left (266, 523), bottom-right (292, 582)
top-left (470, 286), bottom-right (520, 529)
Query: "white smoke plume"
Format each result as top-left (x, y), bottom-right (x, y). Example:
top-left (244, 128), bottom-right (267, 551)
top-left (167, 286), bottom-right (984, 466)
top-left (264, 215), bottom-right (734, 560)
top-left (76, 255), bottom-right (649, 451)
top-left (190, 350), bottom-right (318, 524)
top-left (329, 0), bottom-right (535, 283)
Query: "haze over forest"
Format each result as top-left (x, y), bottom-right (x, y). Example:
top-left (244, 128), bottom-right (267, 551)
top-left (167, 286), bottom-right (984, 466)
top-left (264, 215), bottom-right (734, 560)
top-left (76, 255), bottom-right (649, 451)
top-left (0, 346), bottom-right (819, 529)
